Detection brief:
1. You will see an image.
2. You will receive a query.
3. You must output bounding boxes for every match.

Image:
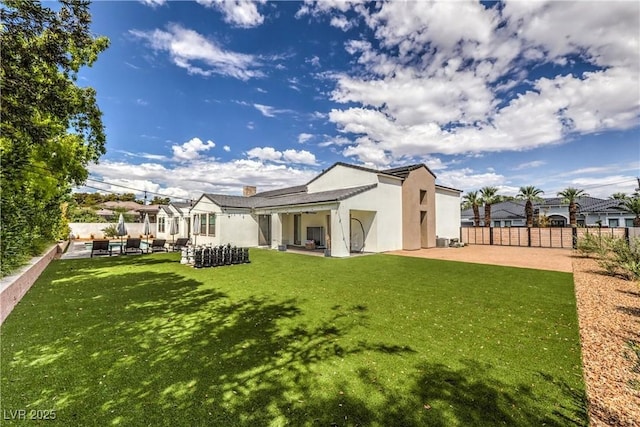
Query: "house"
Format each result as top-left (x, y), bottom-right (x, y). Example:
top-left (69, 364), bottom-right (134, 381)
top-left (156, 202), bottom-right (192, 241)
top-left (190, 162), bottom-right (462, 257)
top-left (461, 197), bottom-right (635, 227)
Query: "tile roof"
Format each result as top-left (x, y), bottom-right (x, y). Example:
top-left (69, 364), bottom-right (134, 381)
top-left (306, 162), bottom-right (401, 186)
top-left (254, 184), bottom-right (377, 208)
top-left (170, 202), bottom-right (192, 209)
top-left (461, 200), bottom-right (526, 218)
top-left (382, 164), bottom-right (436, 179)
top-left (202, 194), bottom-right (256, 209)
top-left (253, 184), bottom-right (307, 198)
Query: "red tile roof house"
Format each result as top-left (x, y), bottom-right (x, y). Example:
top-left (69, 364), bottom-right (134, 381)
top-left (187, 162), bottom-right (462, 257)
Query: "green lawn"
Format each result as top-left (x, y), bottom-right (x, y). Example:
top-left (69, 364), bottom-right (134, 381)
top-left (1, 250), bottom-right (587, 426)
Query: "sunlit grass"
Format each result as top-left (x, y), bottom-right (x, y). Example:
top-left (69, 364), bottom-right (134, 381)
top-left (1, 250), bottom-right (587, 426)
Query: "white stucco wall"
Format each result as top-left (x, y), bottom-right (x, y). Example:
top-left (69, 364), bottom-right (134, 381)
top-left (69, 223), bottom-right (157, 239)
top-left (218, 213), bottom-right (258, 247)
top-left (307, 165), bottom-right (378, 193)
top-left (337, 179), bottom-right (403, 254)
top-left (435, 188), bottom-right (461, 239)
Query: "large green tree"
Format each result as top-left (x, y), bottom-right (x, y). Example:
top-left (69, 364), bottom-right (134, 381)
top-left (517, 186), bottom-right (545, 227)
top-left (557, 187), bottom-right (588, 227)
top-left (1, 0), bottom-right (109, 274)
top-left (480, 186), bottom-right (499, 227)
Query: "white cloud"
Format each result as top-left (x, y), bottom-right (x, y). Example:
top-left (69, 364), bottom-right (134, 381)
top-left (130, 23), bottom-right (262, 80)
top-left (246, 146), bottom-right (282, 162)
top-left (196, 0), bottom-right (266, 28)
top-left (247, 121), bottom-right (255, 130)
top-left (136, 98), bottom-right (149, 106)
top-left (436, 168), bottom-right (506, 194)
top-left (307, 55), bottom-right (321, 68)
top-left (139, 0), bottom-right (165, 8)
top-left (247, 146), bottom-right (317, 165)
top-left (562, 175), bottom-right (640, 199)
top-left (172, 137), bottom-right (216, 161)
top-left (299, 1), bottom-right (639, 167)
top-left (512, 160), bottom-right (546, 171)
top-left (298, 133), bottom-right (313, 144)
top-left (87, 159), bottom-right (318, 200)
top-left (330, 15), bottom-right (354, 31)
top-left (283, 149), bottom-right (316, 165)
top-left (223, 145), bottom-right (231, 152)
top-left (253, 103), bottom-right (294, 117)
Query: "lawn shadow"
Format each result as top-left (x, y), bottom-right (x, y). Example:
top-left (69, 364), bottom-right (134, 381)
top-left (283, 360), bottom-right (587, 426)
top-left (2, 268), bottom-right (416, 426)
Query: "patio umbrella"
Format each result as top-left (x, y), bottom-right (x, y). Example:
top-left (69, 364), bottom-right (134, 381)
top-left (116, 213), bottom-right (127, 251)
top-left (192, 214), bottom-right (199, 246)
top-left (143, 213), bottom-right (150, 252)
top-left (169, 217), bottom-right (179, 244)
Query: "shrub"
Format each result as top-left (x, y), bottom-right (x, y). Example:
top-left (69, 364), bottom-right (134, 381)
top-left (101, 225), bottom-right (118, 238)
top-left (597, 236), bottom-right (640, 281)
top-left (576, 231), bottom-right (603, 258)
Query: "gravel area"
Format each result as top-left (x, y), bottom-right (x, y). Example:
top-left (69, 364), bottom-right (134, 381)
top-left (390, 246), bottom-right (640, 426)
top-left (573, 257), bottom-right (640, 427)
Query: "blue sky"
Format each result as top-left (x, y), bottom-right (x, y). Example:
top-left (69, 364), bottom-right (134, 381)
top-left (78, 0), bottom-right (640, 201)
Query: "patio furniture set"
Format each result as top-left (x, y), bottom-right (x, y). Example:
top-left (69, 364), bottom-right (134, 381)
top-left (90, 238), bottom-right (190, 257)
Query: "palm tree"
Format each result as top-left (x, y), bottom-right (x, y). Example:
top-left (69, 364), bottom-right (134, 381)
top-left (462, 191), bottom-right (482, 226)
top-left (557, 187), bottom-right (588, 227)
top-left (517, 186), bottom-right (544, 227)
top-left (610, 192), bottom-right (628, 200)
top-left (619, 196), bottom-right (640, 226)
top-left (480, 186), bottom-right (499, 227)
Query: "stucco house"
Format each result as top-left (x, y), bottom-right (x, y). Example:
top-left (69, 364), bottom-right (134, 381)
top-left (461, 197), bottom-right (635, 227)
top-left (190, 162), bottom-right (462, 257)
top-left (156, 202), bottom-right (192, 240)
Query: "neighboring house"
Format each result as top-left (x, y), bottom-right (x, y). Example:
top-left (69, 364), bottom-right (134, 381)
top-left (461, 197), bottom-right (635, 227)
top-left (537, 197), bottom-right (636, 227)
top-left (169, 202), bottom-right (192, 238)
top-left (190, 162), bottom-right (462, 257)
top-left (155, 205), bottom-right (172, 239)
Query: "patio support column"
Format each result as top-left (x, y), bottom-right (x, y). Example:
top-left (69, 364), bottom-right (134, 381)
top-left (271, 213), bottom-right (282, 250)
top-left (330, 203), bottom-right (350, 257)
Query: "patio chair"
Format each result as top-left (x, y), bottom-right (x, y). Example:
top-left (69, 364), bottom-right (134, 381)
top-left (91, 240), bottom-right (112, 258)
top-left (123, 238), bottom-right (143, 255)
top-left (169, 237), bottom-right (189, 252)
top-left (150, 239), bottom-right (168, 253)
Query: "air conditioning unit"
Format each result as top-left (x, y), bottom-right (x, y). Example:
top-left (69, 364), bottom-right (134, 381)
top-left (436, 238), bottom-right (449, 248)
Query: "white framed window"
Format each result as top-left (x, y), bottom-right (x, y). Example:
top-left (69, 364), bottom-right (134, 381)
top-left (158, 217), bottom-right (165, 233)
top-left (608, 218), bottom-right (619, 227)
top-left (208, 214), bottom-right (216, 236)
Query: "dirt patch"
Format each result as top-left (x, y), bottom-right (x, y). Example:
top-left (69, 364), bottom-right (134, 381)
top-left (388, 245), bottom-right (573, 272)
top-left (389, 246), bottom-right (640, 426)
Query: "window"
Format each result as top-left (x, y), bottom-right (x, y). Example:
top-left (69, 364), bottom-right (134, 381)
top-left (208, 214), bottom-right (216, 236)
top-left (493, 220), bottom-right (501, 227)
top-left (626, 218), bottom-right (635, 227)
top-left (200, 214), bottom-right (207, 235)
top-left (420, 189), bottom-right (427, 204)
top-left (158, 217), bottom-right (165, 233)
top-left (608, 218), bottom-right (619, 227)
top-left (504, 220), bottom-right (512, 227)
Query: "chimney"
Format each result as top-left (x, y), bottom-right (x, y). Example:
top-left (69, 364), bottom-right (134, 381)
top-left (243, 186), bottom-right (257, 197)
